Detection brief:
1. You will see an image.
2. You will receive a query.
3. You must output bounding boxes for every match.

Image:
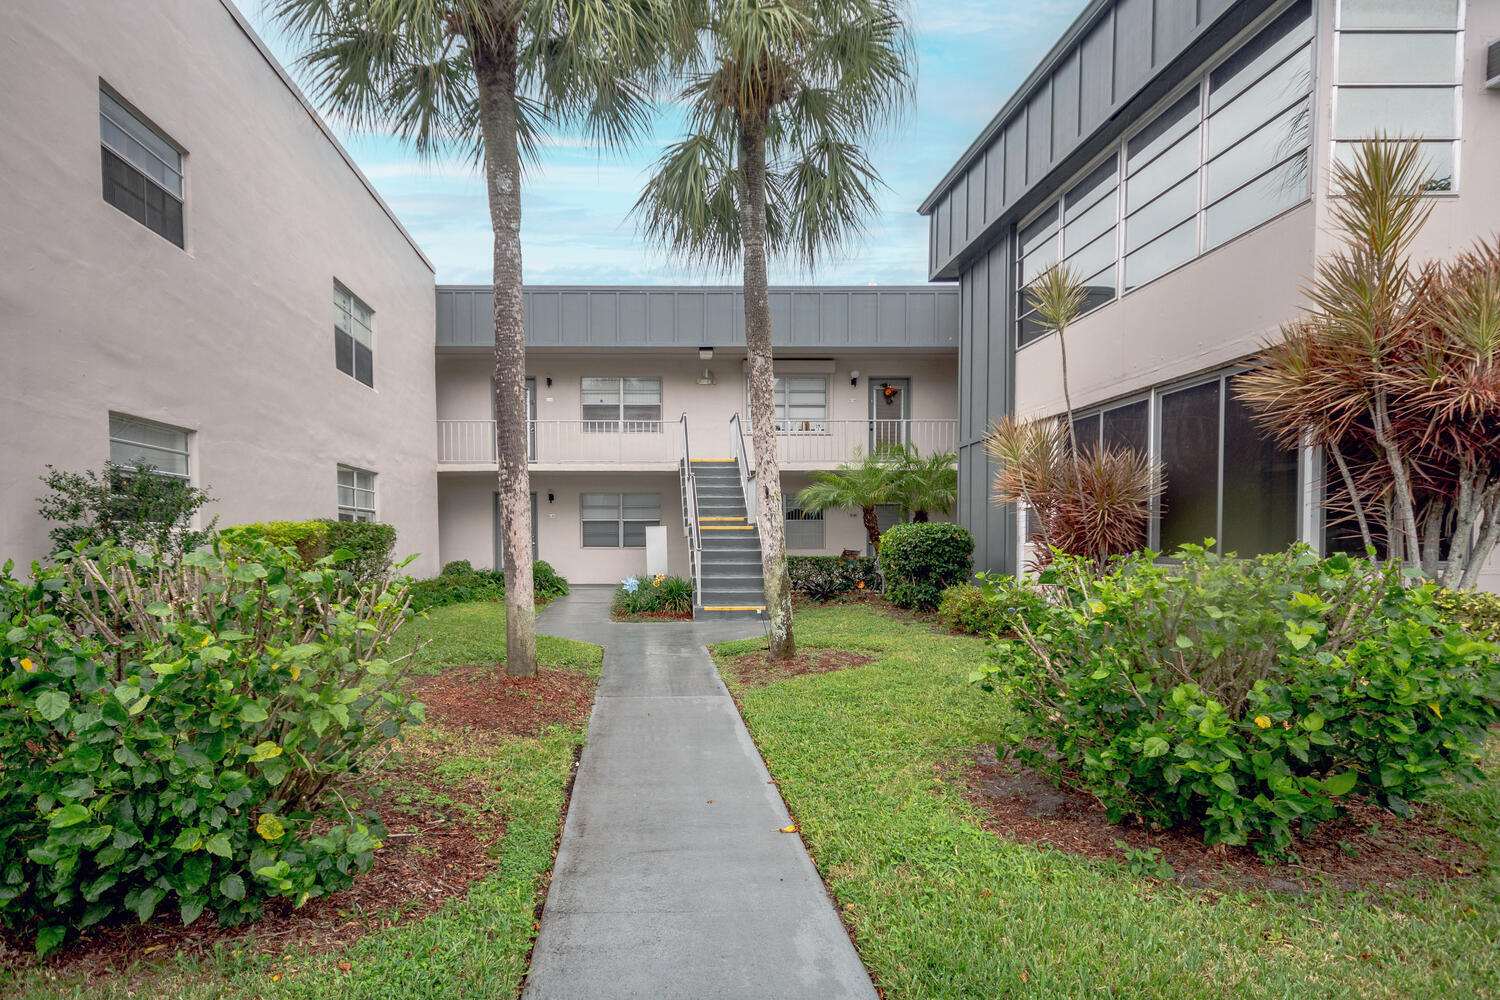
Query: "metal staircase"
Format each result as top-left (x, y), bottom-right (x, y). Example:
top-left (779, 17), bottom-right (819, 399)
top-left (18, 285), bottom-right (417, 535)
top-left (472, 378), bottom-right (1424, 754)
top-left (679, 413), bottom-right (766, 621)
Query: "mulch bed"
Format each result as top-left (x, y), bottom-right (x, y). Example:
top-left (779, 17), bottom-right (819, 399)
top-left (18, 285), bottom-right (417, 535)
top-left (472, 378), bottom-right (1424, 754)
top-left (407, 665), bottom-right (596, 736)
top-left (952, 745), bottom-right (1486, 895)
top-left (721, 649), bottom-right (877, 688)
top-left (611, 609), bottom-right (694, 622)
top-left (3, 665), bottom-right (597, 979)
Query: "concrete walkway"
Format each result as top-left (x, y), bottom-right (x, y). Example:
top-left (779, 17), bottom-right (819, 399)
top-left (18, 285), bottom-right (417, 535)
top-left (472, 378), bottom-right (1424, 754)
top-left (522, 586), bottom-right (878, 1000)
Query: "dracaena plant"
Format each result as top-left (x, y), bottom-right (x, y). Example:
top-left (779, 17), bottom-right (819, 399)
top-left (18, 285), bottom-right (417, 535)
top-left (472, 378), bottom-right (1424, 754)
top-left (1236, 136), bottom-right (1500, 588)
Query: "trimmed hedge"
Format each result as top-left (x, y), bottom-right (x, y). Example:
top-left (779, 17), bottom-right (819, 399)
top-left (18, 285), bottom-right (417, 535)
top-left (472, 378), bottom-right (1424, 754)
top-left (405, 559), bottom-right (569, 614)
top-left (937, 578), bottom-right (1046, 637)
top-left (786, 556), bottom-right (881, 601)
top-left (222, 519), bottom-right (395, 583)
top-left (879, 523), bottom-right (974, 610)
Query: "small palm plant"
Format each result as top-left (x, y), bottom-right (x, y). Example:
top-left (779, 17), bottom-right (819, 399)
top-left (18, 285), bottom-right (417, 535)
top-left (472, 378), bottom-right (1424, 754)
top-left (634, 0), bottom-right (915, 659)
top-left (795, 449), bottom-right (896, 550)
top-left (890, 447), bottom-right (957, 522)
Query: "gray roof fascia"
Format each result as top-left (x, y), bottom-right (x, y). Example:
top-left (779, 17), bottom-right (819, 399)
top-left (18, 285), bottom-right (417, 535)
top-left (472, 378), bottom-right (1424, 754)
top-left (217, 0), bottom-right (434, 272)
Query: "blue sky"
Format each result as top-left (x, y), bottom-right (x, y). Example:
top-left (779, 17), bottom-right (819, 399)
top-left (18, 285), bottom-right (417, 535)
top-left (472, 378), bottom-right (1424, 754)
top-left (239, 1), bottom-right (1086, 285)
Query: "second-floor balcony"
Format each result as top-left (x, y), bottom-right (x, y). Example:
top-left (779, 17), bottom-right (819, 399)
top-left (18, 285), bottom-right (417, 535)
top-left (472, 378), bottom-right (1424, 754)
top-left (437, 418), bottom-right (958, 469)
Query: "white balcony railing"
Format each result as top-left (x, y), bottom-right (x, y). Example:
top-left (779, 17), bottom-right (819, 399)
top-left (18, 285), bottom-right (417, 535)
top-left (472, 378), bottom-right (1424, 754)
top-left (438, 417), bottom-right (958, 467)
top-left (438, 419), bottom-right (679, 465)
top-left (747, 418), bottom-right (959, 465)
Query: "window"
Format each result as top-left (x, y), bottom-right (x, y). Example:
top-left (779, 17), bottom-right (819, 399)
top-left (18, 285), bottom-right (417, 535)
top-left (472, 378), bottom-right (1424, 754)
top-left (1157, 372), bottom-right (1299, 555)
top-left (99, 88), bottom-right (184, 247)
top-left (581, 377), bottom-right (661, 431)
top-left (1015, 1), bottom-right (1314, 344)
top-left (109, 413), bottom-right (190, 478)
top-left (335, 284), bottom-right (374, 387)
top-left (784, 500), bottom-right (825, 550)
top-left (771, 377), bottom-right (828, 431)
top-left (1334, 0), bottom-right (1462, 191)
top-left (337, 466), bottom-right (376, 522)
top-left (582, 493), bottom-right (660, 547)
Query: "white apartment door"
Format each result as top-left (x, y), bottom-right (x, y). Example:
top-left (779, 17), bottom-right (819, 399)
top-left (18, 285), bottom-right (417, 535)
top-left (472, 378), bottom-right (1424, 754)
top-left (494, 491), bottom-right (539, 569)
top-left (869, 377), bottom-right (911, 452)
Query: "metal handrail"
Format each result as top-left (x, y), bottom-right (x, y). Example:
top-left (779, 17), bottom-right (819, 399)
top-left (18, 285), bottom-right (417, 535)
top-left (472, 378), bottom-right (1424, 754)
top-left (729, 412), bottom-right (757, 529)
top-left (679, 413), bottom-right (703, 607)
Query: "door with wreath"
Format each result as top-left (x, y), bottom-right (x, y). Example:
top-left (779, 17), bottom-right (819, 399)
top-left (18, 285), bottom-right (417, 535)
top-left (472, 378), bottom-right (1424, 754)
top-left (868, 377), bottom-right (910, 453)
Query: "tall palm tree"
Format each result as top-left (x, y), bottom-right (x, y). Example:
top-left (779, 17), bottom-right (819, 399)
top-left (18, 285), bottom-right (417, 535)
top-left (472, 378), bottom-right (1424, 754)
top-left (796, 449), bottom-right (894, 550)
top-left (634, 0), bottom-right (914, 658)
top-left (270, 0), bottom-right (692, 676)
top-left (891, 447), bottom-right (956, 522)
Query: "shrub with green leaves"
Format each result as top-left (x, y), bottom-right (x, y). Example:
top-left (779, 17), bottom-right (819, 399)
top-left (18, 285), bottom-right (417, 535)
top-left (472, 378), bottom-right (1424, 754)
top-left (1436, 588), bottom-right (1500, 643)
top-left (0, 539), bottom-right (422, 955)
top-left (405, 559), bottom-right (569, 614)
top-left (786, 556), bottom-right (881, 601)
top-left (38, 463), bottom-right (217, 557)
top-left (937, 577), bottom-right (1046, 637)
top-left (879, 522), bottom-right (974, 610)
top-left (222, 520), bottom-right (330, 566)
top-left (971, 544), bottom-right (1500, 856)
top-left (221, 519), bottom-right (395, 584)
top-left (613, 575), bottom-right (694, 617)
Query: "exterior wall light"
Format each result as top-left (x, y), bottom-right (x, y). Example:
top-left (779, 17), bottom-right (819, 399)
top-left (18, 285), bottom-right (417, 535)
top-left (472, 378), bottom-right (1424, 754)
top-left (699, 347), bottom-right (714, 360)
top-left (849, 369), bottom-right (860, 386)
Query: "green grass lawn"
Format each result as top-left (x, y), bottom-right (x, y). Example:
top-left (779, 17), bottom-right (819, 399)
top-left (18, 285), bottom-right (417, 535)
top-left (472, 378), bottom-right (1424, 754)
top-left (4, 601), bottom-right (599, 1000)
top-left (712, 604), bottom-right (1500, 1000)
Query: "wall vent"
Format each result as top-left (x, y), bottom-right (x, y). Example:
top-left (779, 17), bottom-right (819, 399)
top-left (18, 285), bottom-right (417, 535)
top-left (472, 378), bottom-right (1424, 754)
top-left (1488, 38), bottom-right (1500, 89)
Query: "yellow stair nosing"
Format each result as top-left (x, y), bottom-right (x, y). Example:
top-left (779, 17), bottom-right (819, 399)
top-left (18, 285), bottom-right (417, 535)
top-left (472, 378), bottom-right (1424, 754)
top-left (701, 516), bottom-right (746, 522)
top-left (703, 606), bottom-right (766, 612)
top-left (702, 525), bottom-right (755, 530)
top-left (690, 458), bottom-right (735, 462)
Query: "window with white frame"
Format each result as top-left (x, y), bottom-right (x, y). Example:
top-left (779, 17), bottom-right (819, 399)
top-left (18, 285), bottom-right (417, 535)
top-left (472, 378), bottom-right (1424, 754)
top-left (1016, 1), bottom-right (1314, 346)
top-left (99, 88), bottom-right (184, 247)
top-left (769, 376), bottom-right (828, 432)
top-left (1333, 0), bottom-right (1463, 191)
top-left (335, 284), bottom-right (374, 387)
top-left (108, 413), bottom-right (190, 478)
top-left (337, 466), bottom-right (377, 522)
top-left (581, 493), bottom-right (660, 547)
top-left (784, 499), bottom-right (825, 550)
top-left (581, 377), bottom-right (662, 431)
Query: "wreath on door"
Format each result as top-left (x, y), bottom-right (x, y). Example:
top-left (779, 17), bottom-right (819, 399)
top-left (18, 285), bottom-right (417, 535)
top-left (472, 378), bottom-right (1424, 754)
top-left (880, 382), bottom-right (901, 405)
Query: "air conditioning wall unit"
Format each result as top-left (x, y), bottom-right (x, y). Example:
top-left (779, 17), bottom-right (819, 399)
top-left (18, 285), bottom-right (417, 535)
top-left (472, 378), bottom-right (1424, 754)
top-left (1488, 38), bottom-right (1500, 89)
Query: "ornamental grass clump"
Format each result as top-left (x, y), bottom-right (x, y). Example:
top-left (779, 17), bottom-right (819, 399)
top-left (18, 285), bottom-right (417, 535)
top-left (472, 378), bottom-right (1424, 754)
top-left (0, 538), bottom-right (424, 955)
top-left (971, 544), bottom-right (1499, 857)
top-left (613, 574), bottom-right (694, 617)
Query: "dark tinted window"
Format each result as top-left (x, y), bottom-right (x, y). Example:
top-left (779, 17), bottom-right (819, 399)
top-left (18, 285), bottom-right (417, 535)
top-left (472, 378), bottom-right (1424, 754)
top-left (1159, 381), bottom-right (1221, 552)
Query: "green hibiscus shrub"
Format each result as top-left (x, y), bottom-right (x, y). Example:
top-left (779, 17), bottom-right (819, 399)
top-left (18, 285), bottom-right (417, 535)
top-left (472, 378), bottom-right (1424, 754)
top-left (971, 544), bottom-right (1499, 857)
top-left (786, 556), bottom-right (881, 601)
top-left (0, 538), bottom-right (423, 955)
top-left (937, 575), bottom-right (1047, 636)
top-left (879, 523), bottom-right (974, 610)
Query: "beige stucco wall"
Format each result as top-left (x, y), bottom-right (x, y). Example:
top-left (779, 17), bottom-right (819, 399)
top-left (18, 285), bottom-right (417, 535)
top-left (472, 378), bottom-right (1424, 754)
top-left (0, 0), bottom-right (441, 574)
top-left (436, 349), bottom-right (959, 458)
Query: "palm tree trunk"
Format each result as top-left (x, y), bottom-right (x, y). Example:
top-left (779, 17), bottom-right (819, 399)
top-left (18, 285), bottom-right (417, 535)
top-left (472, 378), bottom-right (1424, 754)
top-left (739, 116), bottom-right (795, 660)
top-left (1058, 329), bottom-right (1077, 453)
top-left (473, 31), bottom-right (536, 678)
top-left (861, 506), bottom-right (882, 549)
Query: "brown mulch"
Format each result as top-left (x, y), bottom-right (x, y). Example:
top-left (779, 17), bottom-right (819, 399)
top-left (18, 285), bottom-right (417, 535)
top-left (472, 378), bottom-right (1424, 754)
top-left (611, 609), bottom-right (694, 622)
top-left (721, 649), bottom-right (877, 688)
top-left (406, 664), bottom-right (596, 736)
top-left (951, 745), bottom-right (1486, 895)
top-left (4, 665), bottom-right (598, 978)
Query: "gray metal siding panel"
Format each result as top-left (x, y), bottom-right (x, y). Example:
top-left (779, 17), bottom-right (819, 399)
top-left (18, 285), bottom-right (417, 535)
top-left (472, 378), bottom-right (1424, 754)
top-left (561, 292), bottom-right (590, 346)
top-left (1079, 12), bottom-right (1116, 134)
top-left (1052, 51), bottom-right (1081, 153)
top-left (619, 291), bottom-right (648, 344)
top-left (588, 291), bottom-right (618, 346)
top-left (705, 292), bottom-right (737, 345)
top-left (1113, 0), bottom-right (1154, 98)
top-left (1153, 0), bottom-right (1196, 61)
top-left (969, 253), bottom-right (990, 446)
top-left (1003, 119), bottom-right (1027, 203)
top-left (936, 286), bottom-right (960, 346)
top-left (936, 194), bottom-right (951, 262)
top-left (966, 161), bottom-right (986, 244)
top-left (951, 174), bottom-right (968, 247)
top-left (984, 144), bottom-right (1005, 222)
top-left (1200, 0), bottom-right (1235, 21)
top-left (1026, 85), bottom-right (1053, 184)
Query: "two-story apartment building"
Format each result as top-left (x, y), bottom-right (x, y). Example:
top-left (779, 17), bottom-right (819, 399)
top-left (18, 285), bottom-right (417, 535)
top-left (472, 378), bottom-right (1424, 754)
top-left (922, 0), bottom-right (1500, 587)
top-left (0, 0), bottom-right (960, 597)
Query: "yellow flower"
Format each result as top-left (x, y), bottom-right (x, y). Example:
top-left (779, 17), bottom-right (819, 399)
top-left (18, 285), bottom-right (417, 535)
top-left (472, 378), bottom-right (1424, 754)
top-left (1253, 715), bottom-right (1271, 729)
top-left (19, 658), bottom-right (36, 673)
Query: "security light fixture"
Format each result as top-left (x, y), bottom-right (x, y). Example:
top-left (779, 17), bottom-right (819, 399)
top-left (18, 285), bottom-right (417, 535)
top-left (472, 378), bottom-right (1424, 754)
top-left (698, 368), bottom-right (717, 386)
top-left (699, 346), bottom-right (714, 360)
top-left (849, 370), bottom-right (860, 386)
top-left (545, 376), bottom-right (553, 387)
top-left (547, 492), bottom-right (554, 504)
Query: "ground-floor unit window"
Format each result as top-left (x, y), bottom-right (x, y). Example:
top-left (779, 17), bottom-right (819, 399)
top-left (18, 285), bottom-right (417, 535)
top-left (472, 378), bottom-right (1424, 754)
top-left (337, 466), bottom-right (377, 522)
top-left (108, 413), bottom-right (191, 478)
top-left (784, 500), bottom-right (824, 550)
top-left (1072, 368), bottom-right (1299, 557)
top-left (582, 493), bottom-right (660, 547)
